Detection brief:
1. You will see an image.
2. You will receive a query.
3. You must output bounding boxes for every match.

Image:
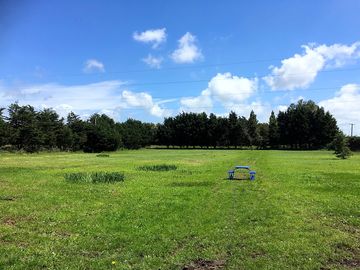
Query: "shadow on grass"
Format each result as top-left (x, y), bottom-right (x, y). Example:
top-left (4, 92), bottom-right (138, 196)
top-left (169, 181), bottom-right (213, 187)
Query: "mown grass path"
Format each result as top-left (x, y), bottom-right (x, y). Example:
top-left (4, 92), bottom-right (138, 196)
top-left (0, 150), bottom-right (359, 269)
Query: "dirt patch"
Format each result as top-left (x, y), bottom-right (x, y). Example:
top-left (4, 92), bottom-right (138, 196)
top-left (250, 250), bottom-right (266, 258)
top-left (338, 258), bottom-right (360, 268)
top-left (182, 259), bottom-right (225, 270)
top-left (2, 218), bottom-right (16, 226)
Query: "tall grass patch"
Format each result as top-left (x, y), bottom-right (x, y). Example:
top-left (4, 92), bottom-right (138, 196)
top-left (64, 172), bottom-right (124, 183)
top-left (138, 164), bottom-right (177, 171)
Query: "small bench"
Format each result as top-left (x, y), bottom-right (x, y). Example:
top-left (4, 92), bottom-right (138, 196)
top-left (228, 170), bottom-right (235, 180)
top-left (249, 170), bottom-right (256, 181)
top-left (227, 166), bottom-right (256, 180)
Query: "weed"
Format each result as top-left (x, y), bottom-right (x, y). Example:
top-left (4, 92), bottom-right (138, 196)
top-left (64, 172), bottom-right (124, 183)
top-left (138, 164), bottom-right (177, 171)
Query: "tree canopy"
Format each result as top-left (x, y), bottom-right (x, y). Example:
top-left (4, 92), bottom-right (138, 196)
top-left (0, 100), bottom-right (343, 152)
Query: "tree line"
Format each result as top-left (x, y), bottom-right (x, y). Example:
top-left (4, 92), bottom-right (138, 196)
top-left (0, 100), bottom-right (350, 153)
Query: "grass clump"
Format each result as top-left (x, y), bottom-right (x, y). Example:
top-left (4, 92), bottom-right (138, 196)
top-left (64, 172), bottom-right (124, 183)
top-left (138, 164), bottom-right (177, 171)
top-left (96, 153), bottom-right (110, 157)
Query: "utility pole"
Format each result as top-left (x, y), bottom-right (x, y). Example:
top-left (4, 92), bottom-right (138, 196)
top-left (350, 123), bottom-right (354, 137)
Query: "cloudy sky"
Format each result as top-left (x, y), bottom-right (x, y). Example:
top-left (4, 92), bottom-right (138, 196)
top-left (1, 0), bottom-right (360, 135)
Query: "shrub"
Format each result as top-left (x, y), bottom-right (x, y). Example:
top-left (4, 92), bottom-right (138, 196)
top-left (64, 172), bottom-right (124, 183)
top-left (96, 153), bottom-right (110, 157)
top-left (348, 136), bottom-right (360, 151)
top-left (138, 164), bottom-right (177, 171)
top-left (332, 132), bottom-right (352, 159)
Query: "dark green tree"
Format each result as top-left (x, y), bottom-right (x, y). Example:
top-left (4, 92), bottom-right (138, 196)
top-left (332, 132), bottom-right (352, 159)
top-left (37, 108), bottom-right (64, 150)
top-left (67, 112), bottom-right (88, 151)
top-left (268, 111), bottom-right (279, 148)
top-left (247, 110), bottom-right (260, 147)
top-left (7, 103), bottom-right (43, 152)
top-left (0, 108), bottom-right (8, 147)
top-left (84, 114), bottom-right (122, 152)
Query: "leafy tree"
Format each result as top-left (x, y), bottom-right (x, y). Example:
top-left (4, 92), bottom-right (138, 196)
top-left (258, 123), bottom-right (269, 148)
top-left (67, 112), bottom-right (88, 151)
top-left (84, 114), bottom-right (122, 152)
top-left (247, 110), bottom-right (260, 147)
top-left (156, 117), bottom-right (175, 148)
top-left (37, 108), bottom-right (64, 150)
top-left (7, 103), bottom-right (43, 152)
top-left (332, 132), bottom-right (352, 159)
top-left (118, 119), bottom-right (152, 149)
top-left (208, 113), bottom-right (219, 148)
top-left (228, 111), bottom-right (241, 148)
top-left (268, 111), bottom-right (279, 148)
top-left (0, 108), bottom-right (8, 146)
top-left (348, 136), bottom-right (360, 151)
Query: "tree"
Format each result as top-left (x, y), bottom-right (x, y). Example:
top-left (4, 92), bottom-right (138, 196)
top-left (247, 110), bottom-right (260, 147)
top-left (228, 111), bottom-right (241, 148)
top-left (208, 113), bottom-right (219, 148)
top-left (258, 123), bottom-right (269, 149)
top-left (37, 108), bottom-right (64, 150)
top-left (84, 114), bottom-right (122, 152)
top-left (268, 111), bottom-right (279, 148)
top-left (67, 112), bottom-right (88, 151)
top-left (0, 108), bottom-right (8, 147)
top-left (7, 103), bottom-right (43, 152)
top-left (118, 119), bottom-right (152, 149)
top-left (332, 132), bottom-right (352, 159)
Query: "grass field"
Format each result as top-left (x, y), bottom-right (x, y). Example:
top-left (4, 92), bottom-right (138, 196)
top-left (0, 150), bottom-right (359, 269)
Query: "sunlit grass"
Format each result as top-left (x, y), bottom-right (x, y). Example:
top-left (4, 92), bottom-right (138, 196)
top-left (0, 150), bottom-right (359, 269)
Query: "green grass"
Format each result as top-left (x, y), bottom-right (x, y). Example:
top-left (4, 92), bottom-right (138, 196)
top-left (138, 164), bottom-right (177, 171)
top-left (0, 150), bottom-right (359, 269)
top-left (64, 172), bottom-right (125, 183)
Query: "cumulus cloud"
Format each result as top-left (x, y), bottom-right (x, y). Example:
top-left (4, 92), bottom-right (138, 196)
top-left (171, 32), bottom-right (203, 63)
top-left (222, 101), bottom-right (271, 122)
top-left (318, 84), bottom-right (360, 130)
top-left (133, 28), bottom-right (167, 48)
top-left (120, 90), bottom-right (170, 117)
top-left (83, 59), bottom-right (105, 73)
top-left (180, 72), bottom-right (258, 112)
top-left (180, 91), bottom-right (213, 113)
top-left (264, 42), bottom-right (360, 90)
top-left (0, 80), bottom-right (169, 119)
top-left (142, 54), bottom-right (163, 69)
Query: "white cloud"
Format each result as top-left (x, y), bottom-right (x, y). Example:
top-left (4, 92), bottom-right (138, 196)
top-left (180, 91), bottom-right (213, 113)
top-left (224, 101), bottom-right (272, 123)
top-left (171, 32), bottom-right (203, 63)
top-left (142, 54), bottom-right (163, 69)
top-left (206, 73), bottom-right (258, 104)
top-left (318, 84), bottom-right (360, 133)
top-left (133, 28), bottom-right (167, 48)
top-left (180, 72), bottom-right (258, 112)
top-left (277, 105), bottom-right (288, 112)
top-left (83, 59), bottom-right (105, 73)
top-left (0, 80), bottom-right (170, 119)
top-left (264, 42), bottom-right (360, 90)
top-left (120, 90), bottom-right (170, 117)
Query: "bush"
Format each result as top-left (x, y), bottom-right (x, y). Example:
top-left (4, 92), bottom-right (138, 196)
top-left (0, 144), bottom-right (17, 152)
top-left (138, 164), bottom-right (177, 171)
top-left (96, 153), bottom-right (110, 157)
top-left (64, 172), bottom-right (124, 183)
top-left (332, 132), bottom-right (352, 159)
top-left (348, 136), bottom-right (360, 151)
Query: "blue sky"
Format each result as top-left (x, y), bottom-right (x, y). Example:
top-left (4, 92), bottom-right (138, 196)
top-left (1, 0), bottom-right (360, 134)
